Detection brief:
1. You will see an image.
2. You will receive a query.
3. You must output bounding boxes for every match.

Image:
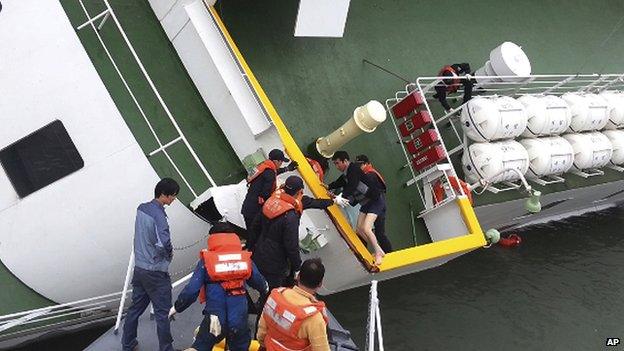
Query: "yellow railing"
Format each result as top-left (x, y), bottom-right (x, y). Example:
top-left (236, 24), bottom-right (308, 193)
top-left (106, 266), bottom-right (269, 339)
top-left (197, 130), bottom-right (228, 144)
top-left (207, 5), bottom-right (486, 272)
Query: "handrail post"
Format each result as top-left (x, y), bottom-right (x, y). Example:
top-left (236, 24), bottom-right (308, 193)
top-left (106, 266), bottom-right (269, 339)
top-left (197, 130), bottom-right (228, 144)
top-left (114, 250), bottom-right (135, 334)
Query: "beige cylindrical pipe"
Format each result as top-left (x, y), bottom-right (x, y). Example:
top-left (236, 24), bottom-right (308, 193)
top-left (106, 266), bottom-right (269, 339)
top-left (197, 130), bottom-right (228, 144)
top-left (316, 100), bottom-right (387, 158)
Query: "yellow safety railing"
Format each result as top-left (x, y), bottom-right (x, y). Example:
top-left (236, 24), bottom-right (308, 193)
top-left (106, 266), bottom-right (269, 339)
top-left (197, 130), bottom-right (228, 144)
top-left (207, 5), bottom-right (486, 272)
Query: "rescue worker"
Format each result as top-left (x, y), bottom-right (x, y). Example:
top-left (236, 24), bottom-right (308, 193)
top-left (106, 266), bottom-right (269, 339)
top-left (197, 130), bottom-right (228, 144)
top-left (355, 154), bottom-right (393, 253)
top-left (241, 149), bottom-right (299, 232)
top-left (122, 178), bottom-right (179, 351)
top-left (327, 151), bottom-right (386, 265)
top-left (305, 155), bottom-right (329, 181)
top-left (257, 258), bottom-right (330, 351)
top-left (432, 63), bottom-right (474, 112)
top-left (249, 176), bottom-right (347, 287)
top-left (168, 223), bottom-right (268, 351)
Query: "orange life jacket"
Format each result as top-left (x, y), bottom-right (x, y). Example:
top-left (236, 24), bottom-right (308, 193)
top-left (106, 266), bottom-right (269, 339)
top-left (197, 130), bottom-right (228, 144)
top-left (432, 176), bottom-right (473, 205)
top-left (262, 188), bottom-right (303, 219)
top-left (306, 158), bottom-right (324, 181)
top-left (361, 164), bottom-right (386, 188)
top-left (263, 287), bottom-right (328, 351)
top-left (247, 160), bottom-right (278, 204)
top-left (438, 65), bottom-right (460, 93)
top-left (198, 233), bottom-right (252, 302)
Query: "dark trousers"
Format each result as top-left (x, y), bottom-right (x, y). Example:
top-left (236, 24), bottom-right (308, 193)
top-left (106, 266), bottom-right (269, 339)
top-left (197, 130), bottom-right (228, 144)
top-left (122, 267), bottom-right (173, 351)
top-left (192, 314), bottom-right (250, 351)
top-left (253, 272), bottom-right (288, 332)
top-left (373, 215), bottom-right (393, 253)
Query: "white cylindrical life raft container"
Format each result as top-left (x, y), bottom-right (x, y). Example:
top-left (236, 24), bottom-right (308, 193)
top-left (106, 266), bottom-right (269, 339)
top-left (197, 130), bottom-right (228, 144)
top-left (461, 96), bottom-right (528, 142)
top-left (519, 136), bottom-right (574, 178)
top-left (462, 140), bottom-right (530, 184)
top-left (562, 132), bottom-right (613, 170)
top-left (518, 95), bottom-right (571, 137)
top-left (488, 41), bottom-right (531, 81)
top-left (599, 91), bottom-right (624, 129)
top-left (562, 93), bottom-right (609, 132)
top-left (602, 130), bottom-right (624, 165)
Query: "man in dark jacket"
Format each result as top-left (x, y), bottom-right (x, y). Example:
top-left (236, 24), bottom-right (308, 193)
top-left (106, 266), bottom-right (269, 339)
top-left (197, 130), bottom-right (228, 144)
top-left (168, 223), bottom-right (267, 351)
top-left (241, 149), bottom-right (298, 232)
top-left (327, 151), bottom-right (386, 265)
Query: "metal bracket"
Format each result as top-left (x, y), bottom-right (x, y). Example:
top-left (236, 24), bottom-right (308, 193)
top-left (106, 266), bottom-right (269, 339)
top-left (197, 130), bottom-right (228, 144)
top-left (570, 168), bottom-right (605, 178)
top-left (529, 174), bottom-right (565, 186)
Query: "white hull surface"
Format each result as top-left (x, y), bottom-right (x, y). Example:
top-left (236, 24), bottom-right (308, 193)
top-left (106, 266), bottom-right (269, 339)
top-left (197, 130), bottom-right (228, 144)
top-left (0, 1), bottom-right (209, 304)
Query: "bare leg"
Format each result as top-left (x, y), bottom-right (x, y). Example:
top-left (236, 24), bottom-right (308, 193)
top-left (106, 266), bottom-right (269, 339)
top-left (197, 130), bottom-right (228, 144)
top-left (357, 212), bottom-right (385, 265)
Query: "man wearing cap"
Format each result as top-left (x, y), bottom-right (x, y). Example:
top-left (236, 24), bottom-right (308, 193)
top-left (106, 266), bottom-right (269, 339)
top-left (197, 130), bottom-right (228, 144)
top-left (241, 149), bottom-right (298, 233)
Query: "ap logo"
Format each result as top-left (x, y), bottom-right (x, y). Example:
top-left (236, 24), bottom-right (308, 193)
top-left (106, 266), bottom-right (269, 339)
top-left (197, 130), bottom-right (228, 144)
top-left (606, 338), bottom-right (620, 346)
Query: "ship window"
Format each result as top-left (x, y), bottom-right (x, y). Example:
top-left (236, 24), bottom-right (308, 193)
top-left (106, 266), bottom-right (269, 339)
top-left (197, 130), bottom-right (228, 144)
top-left (0, 120), bottom-right (83, 198)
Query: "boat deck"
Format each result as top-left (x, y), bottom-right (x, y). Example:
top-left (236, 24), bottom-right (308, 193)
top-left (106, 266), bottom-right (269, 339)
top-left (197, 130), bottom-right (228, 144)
top-left (218, 0), bottom-right (624, 249)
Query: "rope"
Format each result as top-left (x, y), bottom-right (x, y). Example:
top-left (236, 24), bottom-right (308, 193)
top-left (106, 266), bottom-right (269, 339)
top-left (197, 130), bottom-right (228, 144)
top-left (577, 13), bottom-right (624, 74)
top-left (172, 232), bottom-right (209, 251)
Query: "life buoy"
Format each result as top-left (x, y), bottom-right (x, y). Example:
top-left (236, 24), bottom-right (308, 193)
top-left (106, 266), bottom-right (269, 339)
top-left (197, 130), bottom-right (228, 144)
top-left (498, 234), bottom-right (522, 248)
top-left (432, 176), bottom-right (473, 205)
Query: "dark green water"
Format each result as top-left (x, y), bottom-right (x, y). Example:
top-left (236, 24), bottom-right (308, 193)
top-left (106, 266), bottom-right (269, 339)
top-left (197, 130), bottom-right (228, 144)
top-left (13, 206), bottom-right (624, 350)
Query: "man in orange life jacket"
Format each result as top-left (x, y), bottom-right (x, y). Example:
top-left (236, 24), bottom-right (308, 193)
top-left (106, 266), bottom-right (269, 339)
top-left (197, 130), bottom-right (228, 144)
top-left (242, 149), bottom-right (299, 232)
top-left (248, 175), bottom-right (345, 288)
top-left (257, 258), bottom-right (330, 351)
top-left (432, 63), bottom-right (473, 112)
top-left (168, 223), bottom-right (268, 351)
top-left (355, 154), bottom-right (393, 254)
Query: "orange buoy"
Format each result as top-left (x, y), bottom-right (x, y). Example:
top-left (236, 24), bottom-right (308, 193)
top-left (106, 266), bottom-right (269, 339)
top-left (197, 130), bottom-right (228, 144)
top-left (498, 234), bottom-right (522, 248)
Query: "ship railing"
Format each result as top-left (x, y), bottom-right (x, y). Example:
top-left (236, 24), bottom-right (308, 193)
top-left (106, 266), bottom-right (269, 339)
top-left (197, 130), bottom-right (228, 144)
top-left (388, 73), bottom-right (624, 208)
top-left (75, 0), bottom-right (218, 199)
top-left (0, 264), bottom-right (193, 341)
top-left (365, 280), bottom-right (384, 351)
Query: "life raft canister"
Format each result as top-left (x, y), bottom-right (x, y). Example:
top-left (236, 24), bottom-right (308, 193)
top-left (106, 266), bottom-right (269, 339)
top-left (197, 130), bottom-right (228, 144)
top-left (263, 287), bottom-right (328, 351)
top-left (432, 176), bottom-right (473, 205)
top-left (498, 234), bottom-right (522, 248)
top-left (198, 233), bottom-right (252, 302)
top-left (262, 188), bottom-right (303, 219)
top-left (438, 65), bottom-right (461, 93)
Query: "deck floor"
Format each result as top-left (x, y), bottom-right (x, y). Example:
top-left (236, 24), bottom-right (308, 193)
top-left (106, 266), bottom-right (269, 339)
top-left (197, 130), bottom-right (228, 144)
top-left (218, 0), bottom-right (624, 249)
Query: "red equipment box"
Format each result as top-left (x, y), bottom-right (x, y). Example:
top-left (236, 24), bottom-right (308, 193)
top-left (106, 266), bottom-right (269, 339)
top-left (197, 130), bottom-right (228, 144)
top-left (412, 145), bottom-right (446, 171)
top-left (405, 129), bottom-right (439, 155)
top-left (399, 110), bottom-right (432, 137)
top-left (391, 91), bottom-right (424, 118)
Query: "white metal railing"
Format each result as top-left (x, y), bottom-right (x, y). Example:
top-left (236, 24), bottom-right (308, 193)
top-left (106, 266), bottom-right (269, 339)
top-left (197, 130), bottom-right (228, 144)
top-left (76, 0), bottom-right (218, 198)
top-left (365, 280), bottom-right (384, 351)
top-left (387, 73), bottom-right (624, 211)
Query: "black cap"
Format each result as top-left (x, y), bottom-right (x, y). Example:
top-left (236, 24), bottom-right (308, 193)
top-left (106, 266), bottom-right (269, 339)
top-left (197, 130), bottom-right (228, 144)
top-left (355, 154), bottom-right (369, 164)
top-left (268, 149), bottom-right (289, 162)
top-left (284, 175), bottom-right (304, 192)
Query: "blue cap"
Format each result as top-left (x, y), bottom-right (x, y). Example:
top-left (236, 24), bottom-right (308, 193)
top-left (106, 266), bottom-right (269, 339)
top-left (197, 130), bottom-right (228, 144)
top-left (284, 175), bottom-right (304, 192)
top-left (269, 149), bottom-right (289, 162)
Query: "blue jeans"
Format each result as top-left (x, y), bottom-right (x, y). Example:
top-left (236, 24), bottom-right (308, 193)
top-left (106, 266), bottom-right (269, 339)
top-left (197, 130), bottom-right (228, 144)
top-left (122, 267), bottom-right (173, 351)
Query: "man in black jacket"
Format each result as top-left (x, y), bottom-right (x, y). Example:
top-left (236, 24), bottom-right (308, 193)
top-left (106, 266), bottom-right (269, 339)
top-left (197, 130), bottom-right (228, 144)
top-left (249, 176), bottom-right (342, 287)
top-left (241, 149), bottom-right (298, 233)
top-left (327, 151), bottom-right (386, 265)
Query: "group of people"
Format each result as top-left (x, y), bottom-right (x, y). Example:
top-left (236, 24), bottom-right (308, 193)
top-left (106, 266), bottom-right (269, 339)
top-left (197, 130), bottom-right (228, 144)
top-left (121, 147), bottom-right (393, 351)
